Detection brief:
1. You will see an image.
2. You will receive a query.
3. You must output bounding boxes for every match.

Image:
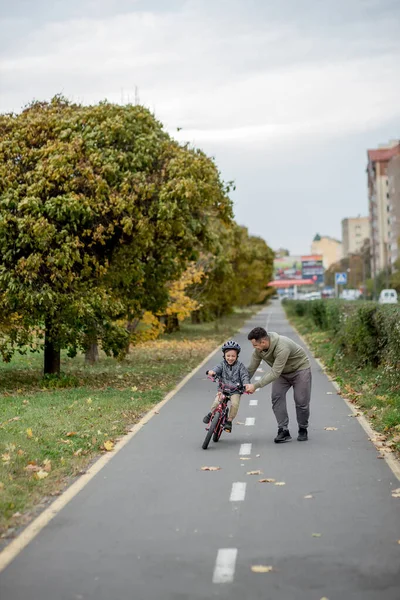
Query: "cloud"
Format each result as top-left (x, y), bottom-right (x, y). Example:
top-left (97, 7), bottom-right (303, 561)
top-left (0, 0), bottom-right (399, 254)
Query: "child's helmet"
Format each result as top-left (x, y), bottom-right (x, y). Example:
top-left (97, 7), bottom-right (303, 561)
top-left (222, 340), bottom-right (241, 354)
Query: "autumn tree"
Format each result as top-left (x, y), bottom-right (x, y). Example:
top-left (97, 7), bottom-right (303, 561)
top-left (0, 97), bottom-right (233, 373)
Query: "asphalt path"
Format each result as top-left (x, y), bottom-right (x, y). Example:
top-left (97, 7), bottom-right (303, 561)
top-left (0, 301), bottom-right (399, 599)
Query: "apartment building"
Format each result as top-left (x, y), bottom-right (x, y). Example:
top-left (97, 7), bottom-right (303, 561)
top-left (388, 154), bottom-right (400, 266)
top-left (341, 216), bottom-right (369, 257)
top-left (311, 234), bottom-right (342, 269)
top-left (367, 141), bottom-right (400, 275)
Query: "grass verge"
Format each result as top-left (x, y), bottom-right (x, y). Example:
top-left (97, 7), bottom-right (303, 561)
top-left (0, 307), bottom-right (259, 541)
top-left (286, 313), bottom-right (400, 456)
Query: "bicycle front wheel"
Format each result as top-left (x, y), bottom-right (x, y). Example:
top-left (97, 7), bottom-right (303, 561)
top-left (202, 412), bottom-right (220, 450)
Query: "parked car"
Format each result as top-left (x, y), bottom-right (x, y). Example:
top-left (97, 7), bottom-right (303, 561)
top-left (378, 289), bottom-right (398, 304)
top-left (340, 289), bottom-right (362, 301)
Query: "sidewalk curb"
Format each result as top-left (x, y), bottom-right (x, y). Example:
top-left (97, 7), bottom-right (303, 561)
top-left (293, 324), bottom-right (400, 483)
top-left (0, 341), bottom-right (224, 574)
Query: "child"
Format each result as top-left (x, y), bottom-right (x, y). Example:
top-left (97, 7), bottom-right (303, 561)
top-left (203, 340), bottom-right (250, 432)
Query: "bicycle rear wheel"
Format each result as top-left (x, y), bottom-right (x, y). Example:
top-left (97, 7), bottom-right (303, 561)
top-left (202, 412), bottom-right (220, 450)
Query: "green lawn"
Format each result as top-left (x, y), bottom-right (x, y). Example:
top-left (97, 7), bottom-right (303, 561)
top-left (0, 307), bottom-right (259, 539)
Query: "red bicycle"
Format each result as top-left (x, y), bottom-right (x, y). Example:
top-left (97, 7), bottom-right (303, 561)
top-left (202, 376), bottom-right (245, 450)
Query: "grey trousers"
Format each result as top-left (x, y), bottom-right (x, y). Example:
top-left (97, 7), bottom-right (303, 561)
top-left (271, 367), bottom-right (311, 429)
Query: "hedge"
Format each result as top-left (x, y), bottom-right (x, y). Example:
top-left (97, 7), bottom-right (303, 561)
top-left (283, 299), bottom-right (400, 379)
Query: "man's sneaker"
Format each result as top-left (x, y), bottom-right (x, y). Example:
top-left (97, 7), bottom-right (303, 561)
top-left (203, 412), bottom-right (212, 424)
top-left (274, 428), bottom-right (291, 443)
top-left (224, 420), bottom-right (232, 432)
top-left (297, 427), bottom-right (308, 441)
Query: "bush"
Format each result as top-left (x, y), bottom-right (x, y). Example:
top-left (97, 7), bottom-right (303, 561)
top-left (284, 299), bottom-right (400, 376)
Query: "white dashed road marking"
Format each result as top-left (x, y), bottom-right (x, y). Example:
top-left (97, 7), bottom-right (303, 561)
top-left (239, 443), bottom-right (252, 455)
top-left (212, 548), bottom-right (238, 583)
top-left (249, 399), bottom-right (258, 406)
top-left (255, 376), bottom-right (261, 381)
top-left (229, 482), bottom-right (246, 502)
top-left (245, 417), bottom-right (255, 426)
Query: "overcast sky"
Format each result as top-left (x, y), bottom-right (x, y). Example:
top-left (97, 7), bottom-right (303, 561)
top-left (1, 0), bottom-right (399, 254)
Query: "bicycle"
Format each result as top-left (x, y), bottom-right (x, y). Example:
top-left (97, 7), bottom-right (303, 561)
top-left (202, 375), bottom-right (245, 450)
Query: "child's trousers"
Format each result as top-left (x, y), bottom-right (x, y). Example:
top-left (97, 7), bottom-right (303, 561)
top-left (210, 393), bottom-right (241, 420)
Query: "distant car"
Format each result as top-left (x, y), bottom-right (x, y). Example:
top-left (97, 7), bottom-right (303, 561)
top-left (378, 289), bottom-right (398, 304)
top-left (340, 289), bottom-right (362, 301)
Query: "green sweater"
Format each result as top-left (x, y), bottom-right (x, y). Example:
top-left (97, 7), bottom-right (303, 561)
top-left (247, 332), bottom-right (310, 389)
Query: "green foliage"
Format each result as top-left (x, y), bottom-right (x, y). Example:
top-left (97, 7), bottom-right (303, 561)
top-left (0, 97), bottom-right (234, 370)
top-left (284, 299), bottom-right (400, 378)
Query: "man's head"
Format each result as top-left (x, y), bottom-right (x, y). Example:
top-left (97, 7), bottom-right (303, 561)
top-left (247, 327), bottom-right (270, 351)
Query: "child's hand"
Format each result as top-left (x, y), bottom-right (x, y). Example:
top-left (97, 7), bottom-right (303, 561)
top-left (245, 383), bottom-right (256, 394)
top-left (208, 370), bottom-right (216, 377)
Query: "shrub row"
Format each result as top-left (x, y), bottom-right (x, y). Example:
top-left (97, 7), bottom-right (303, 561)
top-left (283, 299), bottom-right (400, 378)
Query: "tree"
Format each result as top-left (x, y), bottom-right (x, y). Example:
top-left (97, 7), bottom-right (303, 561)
top-left (0, 97), bottom-right (233, 373)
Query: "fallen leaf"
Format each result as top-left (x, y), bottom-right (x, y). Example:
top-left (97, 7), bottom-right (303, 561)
top-left (258, 478), bottom-right (276, 483)
top-left (324, 427), bottom-right (338, 431)
top-left (326, 392), bottom-right (333, 395)
top-left (391, 488), bottom-right (400, 498)
top-left (240, 457), bottom-right (251, 460)
top-left (86, 398), bottom-right (92, 404)
top-left (1, 453), bottom-right (11, 464)
top-left (131, 386), bottom-right (138, 392)
top-left (275, 481), bottom-right (286, 486)
top-left (247, 470), bottom-right (262, 475)
top-left (256, 454), bottom-right (261, 457)
top-left (23, 400), bottom-right (29, 405)
top-left (251, 565), bottom-right (274, 573)
top-left (25, 464), bottom-right (41, 473)
top-left (35, 470), bottom-right (49, 480)
top-left (0, 482), bottom-right (4, 491)
top-left (43, 459), bottom-right (52, 472)
top-left (66, 432), bottom-right (77, 437)
top-left (154, 411), bottom-right (159, 415)
top-left (312, 533), bottom-right (322, 537)
top-left (17, 449), bottom-right (25, 456)
top-left (200, 466), bottom-right (221, 471)
top-left (236, 421), bottom-right (245, 425)
top-left (12, 512), bottom-right (22, 518)
top-left (397, 540), bottom-right (400, 545)
top-left (103, 440), bottom-right (114, 451)
top-left (60, 439), bottom-right (71, 444)
top-left (304, 494), bottom-right (313, 499)
top-left (73, 448), bottom-right (83, 456)
top-left (8, 416), bottom-right (21, 423)
top-left (26, 428), bottom-right (33, 438)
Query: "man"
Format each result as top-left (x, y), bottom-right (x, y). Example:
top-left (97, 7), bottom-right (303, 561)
top-left (245, 327), bottom-right (311, 443)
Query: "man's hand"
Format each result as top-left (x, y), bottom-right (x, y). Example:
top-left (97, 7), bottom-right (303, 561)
top-left (207, 370), bottom-right (216, 377)
top-left (245, 383), bottom-right (256, 394)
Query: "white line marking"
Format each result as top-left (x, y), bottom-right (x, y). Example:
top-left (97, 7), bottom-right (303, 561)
top-left (239, 443), bottom-right (252, 455)
top-left (230, 482), bottom-right (246, 502)
top-left (255, 376), bottom-right (261, 381)
top-left (213, 548), bottom-right (238, 583)
top-left (0, 344), bottom-right (226, 574)
top-left (245, 417), bottom-right (255, 426)
top-left (256, 389), bottom-right (260, 393)
top-left (249, 399), bottom-right (258, 406)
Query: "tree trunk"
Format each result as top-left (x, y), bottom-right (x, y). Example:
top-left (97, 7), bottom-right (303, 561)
top-left (191, 310), bottom-right (201, 324)
top-left (165, 314), bottom-right (180, 333)
top-left (44, 320), bottom-right (61, 375)
top-left (85, 342), bottom-right (99, 365)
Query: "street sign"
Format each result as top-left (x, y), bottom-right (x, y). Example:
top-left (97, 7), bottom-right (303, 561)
top-left (335, 272), bottom-right (347, 285)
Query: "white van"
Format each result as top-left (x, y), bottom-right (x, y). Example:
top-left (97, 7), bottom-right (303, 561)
top-left (378, 289), bottom-right (398, 304)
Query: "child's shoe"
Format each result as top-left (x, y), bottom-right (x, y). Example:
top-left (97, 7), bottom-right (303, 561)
top-left (203, 412), bottom-right (212, 424)
top-left (224, 420), bottom-right (232, 432)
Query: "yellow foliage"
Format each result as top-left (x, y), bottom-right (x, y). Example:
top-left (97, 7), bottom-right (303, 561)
top-left (163, 263), bottom-right (205, 321)
top-left (130, 312), bottom-right (165, 344)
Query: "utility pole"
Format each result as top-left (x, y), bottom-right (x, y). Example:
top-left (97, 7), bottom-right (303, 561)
top-left (135, 86), bottom-right (140, 106)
